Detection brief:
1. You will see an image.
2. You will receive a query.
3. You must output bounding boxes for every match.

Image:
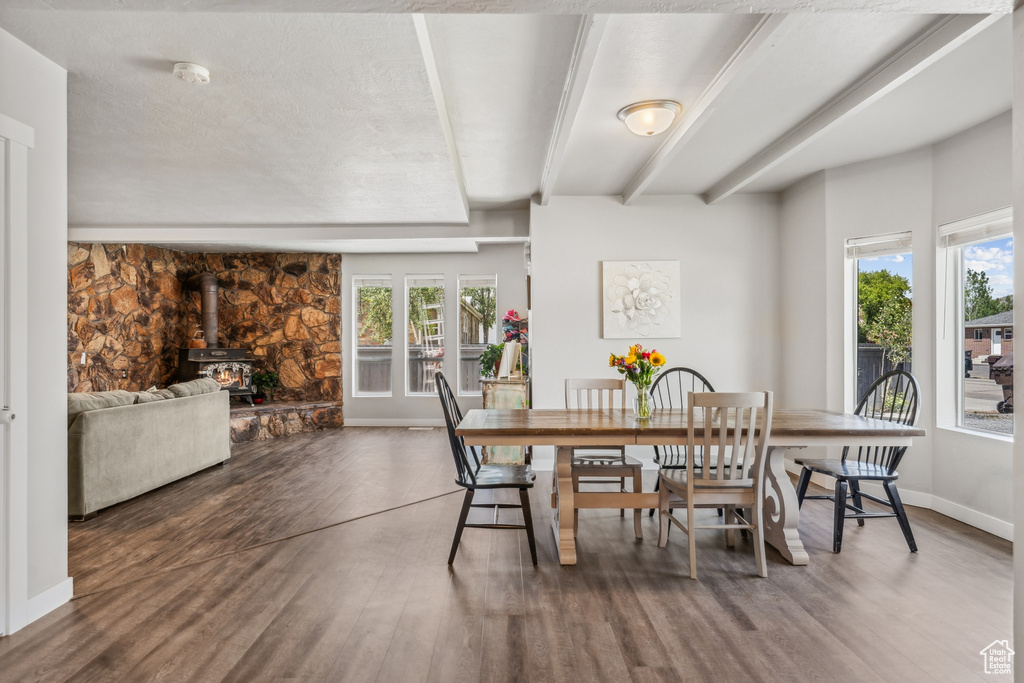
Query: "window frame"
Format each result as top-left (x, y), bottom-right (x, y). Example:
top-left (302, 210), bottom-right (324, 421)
top-left (405, 274), bottom-right (446, 397)
top-left (457, 274), bottom-right (498, 397)
top-left (352, 275), bottom-right (394, 398)
top-left (846, 231), bottom-right (913, 409)
top-left (937, 207), bottom-right (1013, 438)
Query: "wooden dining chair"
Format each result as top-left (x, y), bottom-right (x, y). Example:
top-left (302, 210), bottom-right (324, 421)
top-left (795, 369), bottom-right (920, 554)
top-left (565, 378), bottom-right (643, 539)
top-left (436, 372), bottom-right (538, 565)
top-left (648, 367), bottom-right (716, 517)
top-left (658, 390), bottom-right (774, 579)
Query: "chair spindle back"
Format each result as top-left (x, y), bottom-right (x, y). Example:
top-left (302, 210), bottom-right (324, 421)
top-left (686, 391), bottom-right (773, 489)
top-left (650, 367), bottom-right (715, 468)
top-left (565, 378), bottom-right (627, 410)
top-left (846, 369), bottom-right (920, 472)
top-left (436, 372), bottom-right (479, 486)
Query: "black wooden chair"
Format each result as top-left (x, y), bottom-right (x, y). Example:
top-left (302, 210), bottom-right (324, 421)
top-left (436, 372), bottom-right (537, 565)
top-left (648, 367), bottom-right (715, 516)
top-left (795, 369), bottom-right (921, 554)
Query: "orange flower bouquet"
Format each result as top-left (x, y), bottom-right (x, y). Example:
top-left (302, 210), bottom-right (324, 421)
top-left (608, 344), bottom-right (666, 418)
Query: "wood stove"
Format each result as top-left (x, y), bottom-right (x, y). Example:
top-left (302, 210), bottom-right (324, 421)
top-left (178, 348), bottom-right (255, 404)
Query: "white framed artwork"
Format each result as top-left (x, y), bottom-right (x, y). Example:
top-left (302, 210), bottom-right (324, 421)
top-left (602, 261), bottom-right (681, 339)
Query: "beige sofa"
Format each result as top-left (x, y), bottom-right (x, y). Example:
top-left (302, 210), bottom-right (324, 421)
top-left (67, 378), bottom-right (231, 519)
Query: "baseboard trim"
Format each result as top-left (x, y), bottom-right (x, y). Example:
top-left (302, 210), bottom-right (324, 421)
top-left (783, 461), bottom-right (1012, 541)
top-left (917, 493), bottom-right (1013, 541)
top-left (343, 418), bottom-right (445, 427)
top-left (21, 578), bottom-right (73, 631)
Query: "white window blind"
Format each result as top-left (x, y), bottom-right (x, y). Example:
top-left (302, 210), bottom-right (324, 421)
top-left (938, 207), bottom-right (1012, 248)
top-left (406, 275), bottom-right (444, 288)
top-left (353, 275), bottom-right (391, 288)
top-left (459, 274), bottom-right (497, 289)
top-left (845, 231), bottom-right (913, 259)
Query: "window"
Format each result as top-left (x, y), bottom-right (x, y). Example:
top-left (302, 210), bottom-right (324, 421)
top-left (353, 276), bottom-right (392, 396)
top-left (940, 208), bottom-right (1013, 435)
top-left (407, 276), bottom-right (445, 395)
top-left (458, 275), bottom-right (498, 395)
top-left (847, 232), bottom-right (912, 405)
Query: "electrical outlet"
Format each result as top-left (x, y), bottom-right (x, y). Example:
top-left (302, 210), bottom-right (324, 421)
top-left (122, 370), bottom-right (127, 378)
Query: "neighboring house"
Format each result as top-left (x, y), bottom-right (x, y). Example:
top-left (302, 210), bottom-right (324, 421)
top-left (459, 299), bottom-right (486, 345)
top-left (965, 310), bottom-right (1014, 359)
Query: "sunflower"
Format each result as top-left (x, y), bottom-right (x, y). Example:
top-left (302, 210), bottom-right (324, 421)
top-left (649, 351), bottom-right (666, 367)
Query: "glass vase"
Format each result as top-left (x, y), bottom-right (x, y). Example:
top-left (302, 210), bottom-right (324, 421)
top-left (633, 386), bottom-right (654, 419)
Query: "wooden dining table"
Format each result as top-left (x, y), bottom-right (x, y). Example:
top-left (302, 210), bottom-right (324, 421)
top-left (456, 408), bottom-right (926, 566)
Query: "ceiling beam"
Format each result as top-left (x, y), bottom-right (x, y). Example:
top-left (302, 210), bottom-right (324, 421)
top-left (413, 14), bottom-right (470, 222)
top-left (703, 13), bottom-right (1003, 204)
top-left (620, 14), bottom-right (788, 206)
top-left (538, 14), bottom-right (608, 206)
top-left (8, 1), bottom-right (1011, 13)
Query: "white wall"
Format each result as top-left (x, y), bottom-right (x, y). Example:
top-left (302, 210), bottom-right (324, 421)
top-left (779, 172), bottom-right (827, 411)
top-left (1012, 8), bottom-right (1023, 676)
top-left (529, 195), bottom-right (781, 465)
top-left (934, 111), bottom-right (1013, 226)
top-left (931, 112), bottom-right (1013, 533)
top-left (0, 28), bottom-right (71, 626)
top-left (779, 112), bottom-right (1013, 538)
top-left (825, 148), bottom-right (935, 497)
top-left (342, 239), bottom-right (528, 424)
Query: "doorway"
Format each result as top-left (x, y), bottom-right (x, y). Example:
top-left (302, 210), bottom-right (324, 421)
top-left (0, 113), bottom-right (33, 635)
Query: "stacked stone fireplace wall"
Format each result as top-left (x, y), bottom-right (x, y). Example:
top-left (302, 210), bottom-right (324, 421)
top-left (68, 244), bottom-right (342, 405)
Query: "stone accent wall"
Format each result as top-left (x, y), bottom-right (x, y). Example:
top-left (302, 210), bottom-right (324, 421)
top-left (68, 245), bottom-right (342, 405)
top-left (180, 252), bottom-right (341, 402)
top-left (68, 244), bottom-right (188, 392)
top-left (229, 401), bottom-right (345, 443)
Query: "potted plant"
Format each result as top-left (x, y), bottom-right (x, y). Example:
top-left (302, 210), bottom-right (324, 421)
top-left (479, 343), bottom-right (505, 378)
top-left (250, 370), bottom-right (279, 403)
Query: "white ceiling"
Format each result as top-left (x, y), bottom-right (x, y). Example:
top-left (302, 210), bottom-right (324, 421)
top-left (0, 2), bottom-right (1013, 252)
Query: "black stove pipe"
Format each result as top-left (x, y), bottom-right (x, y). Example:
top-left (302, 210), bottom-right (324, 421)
top-left (185, 272), bottom-right (219, 348)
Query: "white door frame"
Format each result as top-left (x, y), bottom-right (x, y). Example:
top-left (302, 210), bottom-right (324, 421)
top-left (0, 113), bottom-right (33, 635)
top-left (993, 328), bottom-right (1003, 355)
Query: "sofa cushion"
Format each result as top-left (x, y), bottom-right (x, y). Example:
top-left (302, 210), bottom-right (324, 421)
top-left (133, 390), bottom-right (165, 404)
top-left (167, 377), bottom-right (223, 397)
top-left (149, 388), bottom-right (176, 400)
top-left (68, 390), bottom-right (136, 428)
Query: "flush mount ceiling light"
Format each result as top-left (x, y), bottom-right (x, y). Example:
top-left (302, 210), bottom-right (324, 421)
top-left (617, 100), bottom-right (681, 136)
top-left (173, 62), bottom-right (210, 85)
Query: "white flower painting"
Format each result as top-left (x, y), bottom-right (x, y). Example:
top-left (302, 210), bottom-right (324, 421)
top-left (603, 261), bottom-right (680, 339)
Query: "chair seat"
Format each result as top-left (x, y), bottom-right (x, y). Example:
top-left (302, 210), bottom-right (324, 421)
top-left (659, 469), bottom-right (754, 494)
top-left (572, 454), bottom-right (642, 468)
top-left (795, 458), bottom-right (897, 481)
top-left (464, 464), bottom-right (536, 489)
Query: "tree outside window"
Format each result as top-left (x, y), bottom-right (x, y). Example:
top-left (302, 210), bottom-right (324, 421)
top-left (856, 263), bottom-right (913, 400)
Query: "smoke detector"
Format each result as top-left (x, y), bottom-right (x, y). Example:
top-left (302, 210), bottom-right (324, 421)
top-left (173, 63), bottom-right (210, 85)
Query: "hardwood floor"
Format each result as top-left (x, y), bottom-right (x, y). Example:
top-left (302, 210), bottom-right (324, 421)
top-left (0, 427), bottom-right (1011, 682)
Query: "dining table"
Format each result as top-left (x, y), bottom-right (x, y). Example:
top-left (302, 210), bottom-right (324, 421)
top-left (456, 407), bottom-right (926, 566)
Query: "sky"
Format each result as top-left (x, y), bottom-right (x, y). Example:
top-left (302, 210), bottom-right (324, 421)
top-left (859, 236), bottom-right (1014, 299)
top-left (965, 236), bottom-right (1014, 298)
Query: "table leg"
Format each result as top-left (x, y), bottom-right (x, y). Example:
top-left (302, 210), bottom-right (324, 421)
top-left (551, 445), bottom-right (577, 565)
top-left (762, 446), bottom-right (809, 565)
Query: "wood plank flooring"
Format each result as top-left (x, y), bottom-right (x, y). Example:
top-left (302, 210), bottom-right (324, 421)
top-left (0, 427), bottom-right (1011, 682)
